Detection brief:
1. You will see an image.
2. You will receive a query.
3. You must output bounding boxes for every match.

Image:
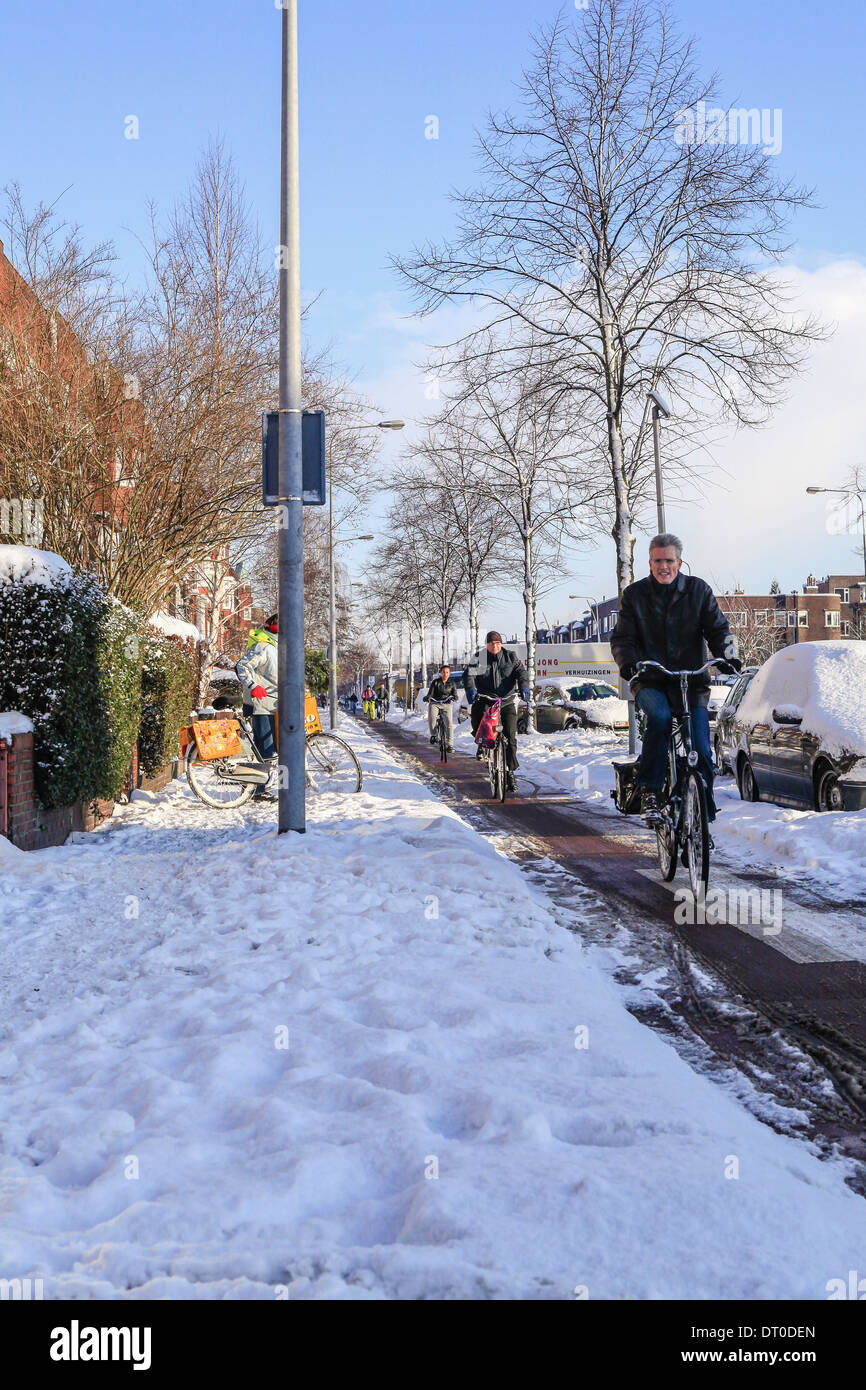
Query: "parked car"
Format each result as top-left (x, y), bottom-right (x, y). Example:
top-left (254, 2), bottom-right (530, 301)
top-left (724, 642), bottom-right (866, 811)
top-left (714, 667), bottom-right (760, 772)
top-left (517, 681), bottom-right (629, 734)
top-left (707, 680), bottom-right (737, 724)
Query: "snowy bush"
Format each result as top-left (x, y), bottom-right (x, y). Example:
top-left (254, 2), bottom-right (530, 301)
top-left (139, 628), bottom-right (197, 777)
top-left (0, 552), bottom-right (141, 808)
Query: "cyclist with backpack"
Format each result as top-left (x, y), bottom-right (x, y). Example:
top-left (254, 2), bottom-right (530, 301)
top-left (463, 631), bottom-right (530, 793)
top-left (422, 664), bottom-right (459, 750)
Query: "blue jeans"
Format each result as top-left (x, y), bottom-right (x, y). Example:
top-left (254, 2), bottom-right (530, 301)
top-left (252, 713), bottom-right (276, 760)
top-left (636, 687), bottom-right (715, 814)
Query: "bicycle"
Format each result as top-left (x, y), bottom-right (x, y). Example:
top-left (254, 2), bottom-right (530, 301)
top-left (611, 658), bottom-right (728, 897)
top-left (473, 692), bottom-right (514, 802)
top-left (429, 701), bottom-right (453, 762)
top-left (184, 708), bottom-right (363, 809)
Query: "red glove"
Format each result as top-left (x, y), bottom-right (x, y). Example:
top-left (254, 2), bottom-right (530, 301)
top-left (251, 686), bottom-right (267, 700)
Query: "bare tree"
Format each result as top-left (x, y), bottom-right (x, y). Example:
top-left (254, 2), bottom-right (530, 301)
top-left (394, 0), bottom-right (826, 595)
top-left (411, 415), bottom-right (509, 653)
top-left (439, 329), bottom-right (603, 724)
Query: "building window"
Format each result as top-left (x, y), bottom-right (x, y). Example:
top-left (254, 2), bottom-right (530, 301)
top-left (834, 587), bottom-right (850, 605)
top-left (754, 609), bottom-right (768, 626)
top-left (797, 610), bottom-right (808, 627)
top-left (787, 611), bottom-right (796, 627)
top-left (825, 610), bottom-right (840, 627)
top-left (774, 611), bottom-right (787, 627)
top-left (842, 620), bottom-right (851, 636)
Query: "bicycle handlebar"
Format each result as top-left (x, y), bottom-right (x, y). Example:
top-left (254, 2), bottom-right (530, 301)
top-left (627, 656), bottom-right (732, 690)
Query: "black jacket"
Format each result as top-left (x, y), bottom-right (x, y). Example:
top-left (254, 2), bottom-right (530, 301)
top-left (463, 648), bottom-right (529, 701)
top-left (610, 573), bottom-right (733, 706)
top-left (424, 677), bottom-right (458, 704)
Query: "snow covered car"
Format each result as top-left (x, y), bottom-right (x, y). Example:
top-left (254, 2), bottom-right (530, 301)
top-left (726, 642), bottom-right (866, 811)
top-left (517, 681), bottom-right (629, 734)
top-left (714, 667), bottom-right (760, 772)
top-left (707, 680), bottom-right (737, 724)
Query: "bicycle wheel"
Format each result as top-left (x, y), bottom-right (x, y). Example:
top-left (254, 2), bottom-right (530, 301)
top-left (186, 746), bottom-right (258, 809)
top-left (438, 715), bottom-right (448, 763)
top-left (682, 771), bottom-right (710, 897)
top-left (305, 732), bottom-right (363, 794)
top-left (656, 816), bottom-right (677, 881)
top-left (495, 737), bottom-right (507, 803)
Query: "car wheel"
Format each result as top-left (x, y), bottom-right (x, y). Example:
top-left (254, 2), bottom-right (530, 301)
top-left (739, 757), bottom-right (759, 803)
top-left (816, 764), bottom-right (843, 813)
top-left (517, 715), bottom-right (528, 735)
top-left (714, 736), bottom-right (726, 775)
top-left (564, 718), bottom-right (579, 731)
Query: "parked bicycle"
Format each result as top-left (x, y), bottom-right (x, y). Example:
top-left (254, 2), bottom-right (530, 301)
top-left (611, 658), bottom-right (728, 896)
top-left (184, 707), bottom-right (362, 809)
top-left (474, 692), bottom-right (511, 802)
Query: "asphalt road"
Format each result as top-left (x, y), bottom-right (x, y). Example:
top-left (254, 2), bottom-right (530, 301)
top-left (364, 713), bottom-right (866, 1173)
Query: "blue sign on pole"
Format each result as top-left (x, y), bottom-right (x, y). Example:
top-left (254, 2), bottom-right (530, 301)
top-left (262, 409), bottom-right (326, 506)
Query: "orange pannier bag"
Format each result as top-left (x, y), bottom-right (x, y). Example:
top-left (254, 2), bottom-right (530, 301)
top-left (192, 718), bottom-right (242, 761)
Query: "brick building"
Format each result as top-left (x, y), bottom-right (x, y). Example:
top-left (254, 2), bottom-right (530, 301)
top-left (810, 573), bottom-right (866, 640)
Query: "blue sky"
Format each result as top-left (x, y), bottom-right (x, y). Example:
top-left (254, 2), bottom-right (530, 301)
top-left (2, 0), bottom-right (864, 640)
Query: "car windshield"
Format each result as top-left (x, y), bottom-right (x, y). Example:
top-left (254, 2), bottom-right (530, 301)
top-left (568, 683), bottom-right (618, 700)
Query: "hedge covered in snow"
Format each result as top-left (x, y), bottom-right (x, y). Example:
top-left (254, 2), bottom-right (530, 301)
top-left (0, 558), bottom-right (141, 807)
top-left (139, 628), bottom-right (197, 777)
top-left (1, 549), bottom-right (205, 806)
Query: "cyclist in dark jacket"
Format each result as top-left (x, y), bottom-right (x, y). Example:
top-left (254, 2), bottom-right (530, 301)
top-left (463, 631), bottom-right (530, 790)
top-left (423, 665), bottom-right (459, 748)
top-left (611, 534), bottom-right (739, 823)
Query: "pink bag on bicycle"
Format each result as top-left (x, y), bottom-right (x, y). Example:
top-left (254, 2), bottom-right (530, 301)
top-left (476, 700), bottom-right (501, 749)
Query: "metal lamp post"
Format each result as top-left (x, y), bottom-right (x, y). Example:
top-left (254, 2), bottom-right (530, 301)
top-left (568, 593), bottom-right (601, 641)
top-left (327, 420), bottom-right (403, 729)
top-left (806, 484), bottom-right (866, 635)
top-left (647, 390), bottom-right (671, 532)
top-left (277, 0), bottom-right (305, 834)
top-left (328, 531), bottom-right (373, 723)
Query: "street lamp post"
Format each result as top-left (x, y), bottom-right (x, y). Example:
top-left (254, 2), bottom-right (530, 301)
top-left (647, 390), bottom-right (671, 533)
top-left (327, 419), bottom-right (403, 729)
top-left (277, 0), bottom-right (305, 834)
top-left (328, 530), bottom-right (373, 725)
top-left (568, 594), bottom-right (600, 641)
top-left (806, 483), bottom-right (866, 635)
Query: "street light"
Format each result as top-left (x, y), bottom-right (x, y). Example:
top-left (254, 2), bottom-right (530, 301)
top-left (328, 420), bottom-right (403, 728)
top-left (647, 389), bottom-right (671, 532)
top-left (568, 593), bottom-right (600, 640)
top-left (807, 482), bottom-right (866, 639)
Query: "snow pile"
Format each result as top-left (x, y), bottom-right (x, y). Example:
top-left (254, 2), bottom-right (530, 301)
top-left (148, 611), bottom-right (202, 644)
top-left (1, 722), bottom-right (865, 1299)
top-left (740, 641), bottom-right (866, 757)
top-left (0, 545), bottom-right (72, 588)
top-left (0, 833), bottom-right (26, 865)
top-left (0, 711), bottom-right (35, 742)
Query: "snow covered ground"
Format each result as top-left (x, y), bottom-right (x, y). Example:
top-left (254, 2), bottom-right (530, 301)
top-left (396, 705), bottom-right (866, 899)
top-left (1, 717), bottom-right (865, 1300)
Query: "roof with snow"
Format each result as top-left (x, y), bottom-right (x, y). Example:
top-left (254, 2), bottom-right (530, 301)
top-left (148, 612), bottom-right (203, 644)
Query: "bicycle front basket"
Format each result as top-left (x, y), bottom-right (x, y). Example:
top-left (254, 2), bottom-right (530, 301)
top-left (192, 718), bottom-right (242, 761)
top-left (611, 757), bottom-right (642, 814)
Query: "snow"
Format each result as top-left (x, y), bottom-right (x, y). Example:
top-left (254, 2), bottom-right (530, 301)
top-left (739, 641), bottom-right (866, 758)
top-left (148, 611), bottom-right (202, 643)
top-left (401, 704), bottom-right (866, 898)
top-left (0, 711), bottom-right (35, 742)
top-left (0, 833), bottom-right (26, 865)
top-left (0, 544), bottom-right (72, 588)
top-left (1, 717), bottom-right (865, 1299)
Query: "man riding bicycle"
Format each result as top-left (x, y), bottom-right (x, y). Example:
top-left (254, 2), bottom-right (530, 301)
top-left (611, 535), bottom-right (740, 825)
top-left (463, 631), bottom-right (530, 793)
top-left (422, 664), bottom-right (459, 750)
